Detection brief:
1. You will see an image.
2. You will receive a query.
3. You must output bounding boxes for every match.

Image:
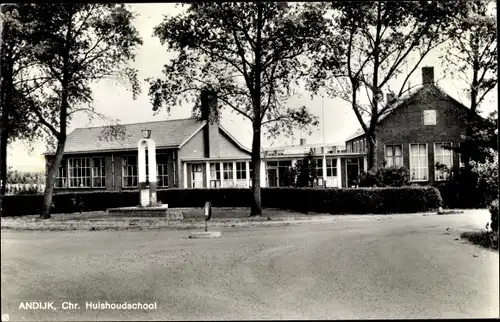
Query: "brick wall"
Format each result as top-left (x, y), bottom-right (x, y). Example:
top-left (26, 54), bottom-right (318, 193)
top-left (375, 86), bottom-right (468, 185)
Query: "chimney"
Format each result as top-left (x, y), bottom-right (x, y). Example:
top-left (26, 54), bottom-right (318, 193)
top-left (200, 89), bottom-right (220, 158)
top-left (300, 138), bottom-right (307, 146)
top-left (422, 66), bottom-right (434, 85)
top-left (386, 93), bottom-right (395, 104)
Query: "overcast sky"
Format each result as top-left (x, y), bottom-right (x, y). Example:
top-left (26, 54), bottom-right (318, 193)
top-left (7, 3), bottom-right (498, 172)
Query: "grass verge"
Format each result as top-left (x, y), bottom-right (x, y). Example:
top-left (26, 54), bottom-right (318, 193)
top-left (461, 231), bottom-right (499, 251)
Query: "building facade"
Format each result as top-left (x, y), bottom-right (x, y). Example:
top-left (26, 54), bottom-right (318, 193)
top-left (344, 66), bottom-right (477, 185)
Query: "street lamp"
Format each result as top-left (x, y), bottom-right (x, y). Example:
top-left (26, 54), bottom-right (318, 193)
top-left (141, 129), bottom-right (151, 139)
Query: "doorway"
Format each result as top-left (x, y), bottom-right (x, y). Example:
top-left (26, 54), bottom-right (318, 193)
top-left (346, 158), bottom-right (360, 188)
top-left (267, 168), bottom-right (278, 187)
top-left (191, 164), bottom-right (203, 188)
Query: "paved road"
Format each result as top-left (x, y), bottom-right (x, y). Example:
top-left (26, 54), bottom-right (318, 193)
top-left (1, 212), bottom-right (498, 320)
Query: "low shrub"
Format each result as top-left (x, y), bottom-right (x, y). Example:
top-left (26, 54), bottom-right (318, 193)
top-left (461, 231), bottom-right (498, 251)
top-left (435, 155), bottom-right (498, 209)
top-left (1, 186), bottom-right (443, 216)
top-left (489, 199), bottom-right (498, 232)
top-left (358, 166), bottom-right (410, 187)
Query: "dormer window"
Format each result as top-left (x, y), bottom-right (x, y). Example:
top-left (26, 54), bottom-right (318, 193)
top-left (423, 110), bottom-right (436, 125)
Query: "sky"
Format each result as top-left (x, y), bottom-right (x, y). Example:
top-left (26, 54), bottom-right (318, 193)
top-left (7, 3), bottom-right (498, 172)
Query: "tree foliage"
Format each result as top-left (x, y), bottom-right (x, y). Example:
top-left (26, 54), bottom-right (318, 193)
top-left (148, 3), bottom-right (324, 215)
top-left (441, 0), bottom-right (497, 164)
top-left (8, 4), bottom-right (143, 218)
top-left (309, 0), bottom-right (466, 170)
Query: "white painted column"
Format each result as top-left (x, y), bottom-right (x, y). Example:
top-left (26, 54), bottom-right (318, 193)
top-left (245, 161), bottom-right (250, 188)
top-left (337, 157), bottom-right (342, 188)
top-left (232, 161), bottom-right (237, 186)
top-left (205, 161), bottom-right (210, 188)
top-left (322, 156), bottom-right (327, 186)
top-left (363, 155), bottom-right (368, 172)
top-left (220, 162), bottom-right (224, 187)
top-left (260, 160), bottom-right (266, 187)
top-left (183, 162), bottom-right (187, 189)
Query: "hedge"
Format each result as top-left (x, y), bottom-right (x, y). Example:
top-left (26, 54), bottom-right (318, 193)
top-left (1, 186), bottom-right (443, 217)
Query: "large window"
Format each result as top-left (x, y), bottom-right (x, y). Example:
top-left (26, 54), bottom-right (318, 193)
top-left (236, 162), bottom-right (246, 180)
top-left (434, 142), bottom-right (453, 181)
top-left (326, 158), bottom-right (337, 177)
top-left (157, 153), bottom-right (169, 188)
top-left (409, 144), bottom-right (428, 181)
top-left (191, 164), bottom-right (203, 188)
top-left (316, 159), bottom-right (323, 177)
top-left (55, 160), bottom-right (68, 188)
top-left (92, 158), bottom-right (106, 188)
top-left (210, 163), bottom-right (221, 188)
top-left (123, 155), bottom-right (138, 187)
top-left (385, 145), bottom-right (403, 167)
top-left (222, 162), bottom-right (233, 180)
top-left (68, 158), bottom-right (91, 188)
top-left (56, 157), bottom-right (105, 188)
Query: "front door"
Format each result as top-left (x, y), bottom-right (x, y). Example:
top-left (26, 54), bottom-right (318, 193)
top-left (346, 158), bottom-right (360, 188)
top-left (267, 168), bottom-right (278, 187)
top-left (191, 164), bottom-right (203, 188)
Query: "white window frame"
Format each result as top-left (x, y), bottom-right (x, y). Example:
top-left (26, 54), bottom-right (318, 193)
top-left (434, 142), bottom-right (453, 181)
top-left (423, 110), bottom-right (437, 125)
top-left (315, 158), bottom-right (323, 176)
top-left (409, 143), bottom-right (429, 182)
top-left (191, 164), bottom-right (203, 188)
top-left (122, 155), bottom-right (138, 188)
top-left (384, 144), bottom-right (403, 167)
top-left (236, 162), bottom-right (246, 180)
top-left (156, 153), bottom-right (169, 188)
top-left (91, 157), bottom-right (106, 188)
top-left (209, 163), bottom-right (221, 188)
top-left (68, 157), bottom-right (92, 188)
top-left (55, 159), bottom-right (68, 188)
top-left (326, 158), bottom-right (337, 177)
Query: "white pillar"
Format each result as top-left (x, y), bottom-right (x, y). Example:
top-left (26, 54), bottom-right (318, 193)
top-left (245, 161), bottom-right (250, 187)
top-left (206, 161), bottom-right (210, 188)
top-left (232, 161), bottom-right (237, 186)
top-left (337, 156), bottom-right (342, 188)
top-left (322, 156), bottom-right (327, 186)
top-left (138, 139), bottom-right (157, 207)
top-left (363, 155), bottom-right (368, 172)
top-left (220, 162), bottom-right (224, 187)
top-left (260, 160), bottom-right (266, 187)
top-left (183, 162), bottom-right (187, 189)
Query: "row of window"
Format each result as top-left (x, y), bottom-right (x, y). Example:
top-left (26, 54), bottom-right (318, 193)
top-left (56, 154), bottom-right (172, 189)
top-left (191, 162), bottom-right (254, 188)
top-left (384, 142), bottom-right (456, 181)
top-left (347, 138), bottom-right (367, 153)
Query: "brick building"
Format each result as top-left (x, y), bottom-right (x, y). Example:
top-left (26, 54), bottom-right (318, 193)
top-left (345, 66), bottom-right (479, 185)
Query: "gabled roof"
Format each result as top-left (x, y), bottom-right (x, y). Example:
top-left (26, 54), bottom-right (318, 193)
top-left (46, 118), bottom-right (205, 154)
top-left (45, 117), bottom-right (252, 155)
top-left (344, 84), bottom-right (475, 142)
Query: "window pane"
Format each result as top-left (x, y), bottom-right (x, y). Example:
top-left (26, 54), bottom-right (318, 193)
top-left (394, 145), bottom-right (402, 157)
top-left (386, 146), bottom-right (393, 157)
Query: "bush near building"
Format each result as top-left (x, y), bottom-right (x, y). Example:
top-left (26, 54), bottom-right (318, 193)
top-left (1, 186), bottom-right (442, 217)
top-left (358, 166), bottom-right (411, 187)
top-left (489, 199), bottom-right (498, 233)
top-left (435, 153), bottom-right (498, 209)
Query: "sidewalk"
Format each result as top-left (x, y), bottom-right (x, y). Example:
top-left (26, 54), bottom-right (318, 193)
top-left (0, 207), bottom-right (455, 232)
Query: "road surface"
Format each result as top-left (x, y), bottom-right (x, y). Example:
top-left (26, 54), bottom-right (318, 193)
top-left (1, 212), bottom-right (498, 320)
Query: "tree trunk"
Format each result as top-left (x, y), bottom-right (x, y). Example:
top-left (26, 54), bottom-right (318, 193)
top-left (41, 142), bottom-right (65, 218)
top-left (367, 135), bottom-right (377, 171)
top-left (0, 20), bottom-right (13, 217)
top-left (40, 10), bottom-right (72, 219)
top-left (250, 122), bottom-right (262, 216)
top-left (250, 2), bottom-right (263, 217)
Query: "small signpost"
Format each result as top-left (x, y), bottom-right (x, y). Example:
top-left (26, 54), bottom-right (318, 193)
top-left (204, 201), bottom-right (212, 232)
top-left (188, 201), bottom-right (221, 239)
